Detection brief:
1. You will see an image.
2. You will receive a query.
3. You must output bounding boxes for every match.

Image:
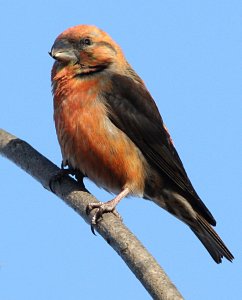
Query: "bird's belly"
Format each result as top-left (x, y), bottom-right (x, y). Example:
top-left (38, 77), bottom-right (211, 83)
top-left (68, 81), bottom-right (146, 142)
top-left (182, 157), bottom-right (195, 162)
top-left (55, 101), bottom-right (146, 196)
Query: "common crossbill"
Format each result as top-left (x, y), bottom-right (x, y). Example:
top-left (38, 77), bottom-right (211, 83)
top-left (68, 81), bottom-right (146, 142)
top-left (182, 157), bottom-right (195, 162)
top-left (50, 25), bottom-right (233, 263)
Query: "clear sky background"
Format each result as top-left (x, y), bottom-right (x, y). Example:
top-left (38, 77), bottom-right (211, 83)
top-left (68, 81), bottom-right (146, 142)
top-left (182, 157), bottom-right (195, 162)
top-left (1, 1), bottom-right (241, 299)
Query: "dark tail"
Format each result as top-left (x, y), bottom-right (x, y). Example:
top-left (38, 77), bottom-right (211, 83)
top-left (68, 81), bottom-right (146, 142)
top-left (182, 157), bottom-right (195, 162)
top-left (191, 214), bottom-right (234, 263)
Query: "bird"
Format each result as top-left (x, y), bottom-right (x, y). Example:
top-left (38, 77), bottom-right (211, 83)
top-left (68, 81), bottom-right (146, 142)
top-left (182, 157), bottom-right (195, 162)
top-left (50, 24), bottom-right (233, 263)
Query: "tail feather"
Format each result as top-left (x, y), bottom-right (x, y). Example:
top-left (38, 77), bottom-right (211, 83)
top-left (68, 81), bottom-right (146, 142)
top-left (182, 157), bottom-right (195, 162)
top-left (152, 191), bottom-right (234, 263)
top-left (191, 215), bottom-right (234, 263)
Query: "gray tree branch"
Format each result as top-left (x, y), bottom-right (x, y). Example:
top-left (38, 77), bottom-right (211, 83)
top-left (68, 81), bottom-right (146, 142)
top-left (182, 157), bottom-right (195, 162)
top-left (0, 128), bottom-right (183, 300)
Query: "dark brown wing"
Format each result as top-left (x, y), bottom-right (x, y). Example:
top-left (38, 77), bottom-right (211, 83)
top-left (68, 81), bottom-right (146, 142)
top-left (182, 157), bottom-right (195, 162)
top-left (104, 72), bottom-right (216, 225)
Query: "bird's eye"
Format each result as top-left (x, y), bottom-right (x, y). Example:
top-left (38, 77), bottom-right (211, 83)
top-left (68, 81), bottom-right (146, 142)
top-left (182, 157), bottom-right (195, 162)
top-left (81, 38), bottom-right (92, 46)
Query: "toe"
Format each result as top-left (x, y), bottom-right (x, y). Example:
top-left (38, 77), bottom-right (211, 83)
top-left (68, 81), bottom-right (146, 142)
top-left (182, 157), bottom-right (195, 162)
top-left (86, 202), bottom-right (103, 215)
top-left (112, 209), bottom-right (123, 221)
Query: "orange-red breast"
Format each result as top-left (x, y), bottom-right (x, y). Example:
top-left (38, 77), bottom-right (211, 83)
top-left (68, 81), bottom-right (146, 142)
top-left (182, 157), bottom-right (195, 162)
top-left (50, 25), bottom-right (233, 263)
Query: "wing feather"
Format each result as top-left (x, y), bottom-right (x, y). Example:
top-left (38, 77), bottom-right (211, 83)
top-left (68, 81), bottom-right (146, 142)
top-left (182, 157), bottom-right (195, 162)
top-left (103, 72), bottom-right (216, 225)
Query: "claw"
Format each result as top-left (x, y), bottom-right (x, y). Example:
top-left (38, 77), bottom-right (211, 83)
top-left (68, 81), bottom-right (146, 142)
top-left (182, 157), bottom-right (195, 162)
top-left (86, 201), bottom-right (123, 234)
top-left (86, 202), bottom-right (103, 235)
top-left (111, 209), bottom-right (123, 221)
top-left (86, 202), bottom-right (102, 215)
top-left (49, 168), bottom-right (75, 193)
top-left (49, 163), bottom-right (86, 193)
top-left (86, 203), bottom-right (102, 235)
top-left (91, 224), bottom-right (97, 236)
top-left (49, 169), bottom-right (68, 192)
top-left (86, 188), bottom-right (129, 235)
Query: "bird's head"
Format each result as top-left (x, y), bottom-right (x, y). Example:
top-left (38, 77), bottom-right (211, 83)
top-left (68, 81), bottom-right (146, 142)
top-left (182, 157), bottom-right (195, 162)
top-left (50, 25), bottom-right (125, 75)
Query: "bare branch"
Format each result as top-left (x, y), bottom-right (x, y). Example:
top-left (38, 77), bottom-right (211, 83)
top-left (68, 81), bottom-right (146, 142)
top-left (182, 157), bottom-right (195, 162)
top-left (0, 128), bottom-right (183, 300)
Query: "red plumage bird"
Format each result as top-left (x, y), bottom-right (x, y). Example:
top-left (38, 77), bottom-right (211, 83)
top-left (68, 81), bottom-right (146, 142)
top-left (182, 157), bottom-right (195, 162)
top-left (50, 25), bottom-right (233, 263)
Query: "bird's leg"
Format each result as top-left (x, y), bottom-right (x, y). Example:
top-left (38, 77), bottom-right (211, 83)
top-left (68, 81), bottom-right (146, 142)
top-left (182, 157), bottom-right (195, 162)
top-left (86, 187), bottom-right (130, 234)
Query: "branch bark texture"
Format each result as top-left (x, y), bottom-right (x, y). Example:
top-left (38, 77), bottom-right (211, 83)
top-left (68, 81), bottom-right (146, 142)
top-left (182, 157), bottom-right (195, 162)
top-left (0, 128), bottom-right (183, 300)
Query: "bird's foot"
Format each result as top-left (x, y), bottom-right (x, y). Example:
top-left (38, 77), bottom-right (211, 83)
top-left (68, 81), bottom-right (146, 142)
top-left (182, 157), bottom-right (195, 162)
top-left (86, 188), bottom-right (129, 234)
top-left (49, 167), bottom-right (75, 193)
top-left (86, 199), bottom-right (122, 235)
top-left (49, 162), bottom-right (86, 192)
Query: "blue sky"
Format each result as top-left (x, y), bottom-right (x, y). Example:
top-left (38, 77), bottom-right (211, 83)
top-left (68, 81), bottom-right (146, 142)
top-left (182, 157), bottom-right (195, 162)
top-left (1, 1), bottom-right (241, 299)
